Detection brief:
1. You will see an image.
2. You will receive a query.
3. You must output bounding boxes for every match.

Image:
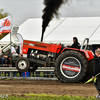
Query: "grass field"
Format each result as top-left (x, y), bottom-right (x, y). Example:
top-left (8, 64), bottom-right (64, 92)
top-left (0, 94), bottom-right (97, 100)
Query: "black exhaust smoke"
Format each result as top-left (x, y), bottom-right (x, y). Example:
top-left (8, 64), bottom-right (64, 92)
top-left (41, 0), bottom-right (68, 42)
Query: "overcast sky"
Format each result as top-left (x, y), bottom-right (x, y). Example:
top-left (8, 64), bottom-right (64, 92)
top-left (0, 0), bottom-right (100, 25)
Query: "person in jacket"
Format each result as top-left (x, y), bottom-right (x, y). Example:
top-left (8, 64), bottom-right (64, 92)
top-left (2, 54), bottom-right (10, 77)
top-left (70, 37), bottom-right (80, 49)
top-left (92, 49), bottom-right (100, 99)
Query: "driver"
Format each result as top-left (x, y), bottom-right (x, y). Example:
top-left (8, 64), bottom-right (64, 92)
top-left (69, 37), bottom-right (80, 49)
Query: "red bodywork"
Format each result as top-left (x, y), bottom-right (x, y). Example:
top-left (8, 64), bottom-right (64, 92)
top-left (61, 48), bottom-right (94, 61)
top-left (23, 40), bottom-right (62, 54)
top-left (23, 40), bottom-right (94, 61)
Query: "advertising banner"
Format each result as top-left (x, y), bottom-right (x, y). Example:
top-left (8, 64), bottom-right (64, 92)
top-left (0, 16), bottom-right (11, 40)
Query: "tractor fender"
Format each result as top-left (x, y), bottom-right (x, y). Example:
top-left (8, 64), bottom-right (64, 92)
top-left (61, 48), bottom-right (94, 61)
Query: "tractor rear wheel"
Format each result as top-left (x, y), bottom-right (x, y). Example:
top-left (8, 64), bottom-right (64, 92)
top-left (15, 57), bottom-right (30, 72)
top-left (55, 50), bottom-right (88, 83)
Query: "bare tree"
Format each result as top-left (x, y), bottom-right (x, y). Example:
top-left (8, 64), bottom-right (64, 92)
top-left (0, 9), bottom-right (10, 19)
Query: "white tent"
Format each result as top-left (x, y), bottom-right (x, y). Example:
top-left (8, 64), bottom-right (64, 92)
top-left (1, 17), bottom-right (100, 45)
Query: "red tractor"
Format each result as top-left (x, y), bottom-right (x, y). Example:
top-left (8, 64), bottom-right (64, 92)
top-left (15, 38), bottom-right (94, 83)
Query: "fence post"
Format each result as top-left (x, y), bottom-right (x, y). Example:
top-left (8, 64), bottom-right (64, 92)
top-left (10, 71), bottom-right (12, 77)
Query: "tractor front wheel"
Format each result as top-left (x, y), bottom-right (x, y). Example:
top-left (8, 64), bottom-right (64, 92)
top-left (15, 57), bottom-right (30, 72)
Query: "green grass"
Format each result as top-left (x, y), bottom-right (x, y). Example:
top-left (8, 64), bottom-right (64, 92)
top-left (0, 94), bottom-right (97, 100)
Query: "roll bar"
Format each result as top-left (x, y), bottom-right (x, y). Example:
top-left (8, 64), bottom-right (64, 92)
top-left (80, 38), bottom-right (89, 50)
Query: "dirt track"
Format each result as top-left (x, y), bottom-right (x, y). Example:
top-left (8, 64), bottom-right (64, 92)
top-left (0, 79), bottom-right (97, 97)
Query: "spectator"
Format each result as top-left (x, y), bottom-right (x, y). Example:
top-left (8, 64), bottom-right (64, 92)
top-left (0, 58), bottom-right (2, 76)
top-left (92, 49), bottom-right (100, 99)
top-left (2, 54), bottom-right (10, 77)
top-left (31, 72), bottom-right (34, 77)
top-left (18, 54), bottom-right (22, 77)
top-left (12, 53), bottom-right (23, 77)
top-left (43, 71), bottom-right (49, 77)
top-left (11, 60), bottom-right (17, 77)
top-left (50, 71), bottom-right (55, 78)
top-left (35, 71), bottom-right (40, 77)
